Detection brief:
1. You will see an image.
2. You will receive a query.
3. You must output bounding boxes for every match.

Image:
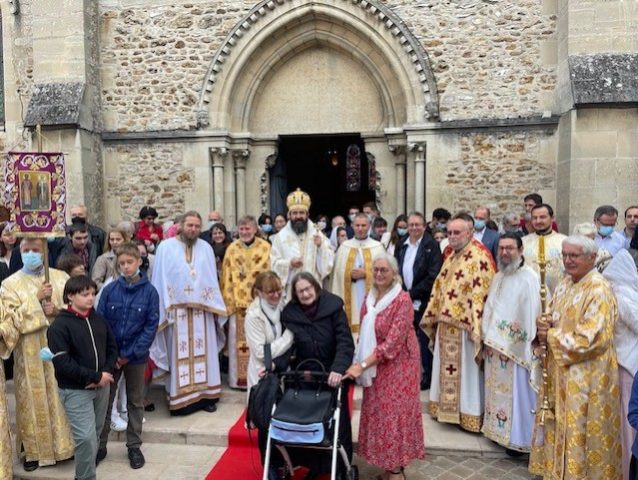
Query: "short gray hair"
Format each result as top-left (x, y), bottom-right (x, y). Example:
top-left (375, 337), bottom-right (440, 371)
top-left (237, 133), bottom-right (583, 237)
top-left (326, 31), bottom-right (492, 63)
top-left (563, 235), bottom-right (599, 255)
top-left (572, 223), bottom-right (597, 237)
top-left (594, 205), bottom-right (618, 221)
top-left (502, 212), bottom-right (519, 224)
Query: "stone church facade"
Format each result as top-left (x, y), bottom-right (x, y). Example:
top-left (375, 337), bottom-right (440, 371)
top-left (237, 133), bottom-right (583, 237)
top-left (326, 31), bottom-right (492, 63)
top-left (0, 0), bottom-right (636, 230)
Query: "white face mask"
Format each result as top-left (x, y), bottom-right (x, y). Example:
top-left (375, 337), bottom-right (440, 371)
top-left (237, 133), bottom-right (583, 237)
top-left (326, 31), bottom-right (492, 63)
top-left (208, 220), bottom-right (218, 229)
top-left (317, 221), bottom-right (327, 231)
top-left (348, 214), bottom-right (357, 222)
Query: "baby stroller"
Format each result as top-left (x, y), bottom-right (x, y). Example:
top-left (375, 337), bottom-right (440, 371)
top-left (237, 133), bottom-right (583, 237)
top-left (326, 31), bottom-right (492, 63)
top-left (262, 359), bottom-right (358, 480)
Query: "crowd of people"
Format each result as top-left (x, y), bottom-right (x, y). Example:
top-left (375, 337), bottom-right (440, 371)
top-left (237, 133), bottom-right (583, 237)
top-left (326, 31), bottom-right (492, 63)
top-left (0, 191), bottom-right (637, 480)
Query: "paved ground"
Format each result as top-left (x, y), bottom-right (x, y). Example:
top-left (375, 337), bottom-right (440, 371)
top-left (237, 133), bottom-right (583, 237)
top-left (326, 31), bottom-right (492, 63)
top-left (6, 378), bottom-right (540, 479)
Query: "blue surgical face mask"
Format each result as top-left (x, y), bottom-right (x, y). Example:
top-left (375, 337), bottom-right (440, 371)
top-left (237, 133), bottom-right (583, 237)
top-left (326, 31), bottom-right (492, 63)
top-left (397, 228), bottom-right (408, 236)
top-left (436, 223), bottom-right (447, 230)
top-left (40, 347), bottom-right (66, 362)
top-left (474, 220), bottom-right (486, 231)
top-left (598, 225), bottom-right (614, 237)
top-left (21, 251), bottom-right (43, 271)
top-left (121, 268), bottom-right (141, 279)
top-left (208, 220), bottom-right (218, 229)
top-left (261, 224), bottom-right (273, 233)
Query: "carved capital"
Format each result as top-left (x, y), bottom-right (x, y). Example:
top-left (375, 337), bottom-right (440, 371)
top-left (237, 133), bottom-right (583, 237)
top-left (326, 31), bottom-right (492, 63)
top-left (210, 147), bottom-right (228, 167)
top-left (409, 142), bottom-right (426, 163)
top-left (232, 149), bottom-right (251, 169)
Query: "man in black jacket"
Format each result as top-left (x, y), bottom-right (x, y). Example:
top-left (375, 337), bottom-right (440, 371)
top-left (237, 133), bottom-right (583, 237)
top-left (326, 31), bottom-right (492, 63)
top-left (47, 275), bottom-right (117, 480)
top-left (395, 212), bottom-right (443, 390)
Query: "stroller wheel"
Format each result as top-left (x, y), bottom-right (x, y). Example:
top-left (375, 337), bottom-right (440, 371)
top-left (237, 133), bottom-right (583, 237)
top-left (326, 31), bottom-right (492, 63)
top-left (347, 465), bottom-right (359, 480)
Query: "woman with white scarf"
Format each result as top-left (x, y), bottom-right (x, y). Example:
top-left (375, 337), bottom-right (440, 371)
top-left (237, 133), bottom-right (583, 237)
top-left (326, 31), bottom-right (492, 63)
top-left (345, 253), bottom-right (424, 480)
top-left (603, 249), bottom-right (638, 480)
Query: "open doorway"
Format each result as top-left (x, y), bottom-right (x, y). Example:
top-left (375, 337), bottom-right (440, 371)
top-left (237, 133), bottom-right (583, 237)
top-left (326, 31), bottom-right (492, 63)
top-left (270, 134), bottom-right (376, 220)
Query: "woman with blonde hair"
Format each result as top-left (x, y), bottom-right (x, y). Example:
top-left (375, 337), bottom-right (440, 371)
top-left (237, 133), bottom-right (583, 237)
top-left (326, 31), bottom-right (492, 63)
top-left (92, 227), bottom-right (130, 290)
top-left (244, 271), bottom-right (293, 480)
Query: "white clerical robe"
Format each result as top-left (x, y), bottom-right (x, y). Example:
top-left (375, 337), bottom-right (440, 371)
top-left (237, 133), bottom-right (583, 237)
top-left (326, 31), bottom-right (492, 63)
top-left (330, 237), bottom-right (385, 333)
top-left (522, 231), bottom-right (566, 294)
top-left (270, 221), bottom-right (334, 299)
top-left (481, 264), bottom-right (541, 452)
top-left (150, 238), bottom-right (228, 410)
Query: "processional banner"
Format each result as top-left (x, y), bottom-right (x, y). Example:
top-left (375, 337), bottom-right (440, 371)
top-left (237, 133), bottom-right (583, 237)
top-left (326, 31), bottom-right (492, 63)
top-left (3, 151), bottom-right (66, 237)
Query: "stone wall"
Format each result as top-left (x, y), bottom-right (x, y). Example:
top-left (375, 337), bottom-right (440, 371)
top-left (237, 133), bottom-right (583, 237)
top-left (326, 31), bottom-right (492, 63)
top-left (98, 0), bottom-right (558, 132)
top-left (386, 0), bottom-right (557, 121)
top-left (103, 142), bottom-right (194, 224)
top-left (441, 130), bottom-right (556, 221)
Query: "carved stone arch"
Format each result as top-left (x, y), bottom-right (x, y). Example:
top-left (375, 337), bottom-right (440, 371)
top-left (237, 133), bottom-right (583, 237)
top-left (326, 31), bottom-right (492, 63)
top-left (196, 0), bottom-right (439, 130)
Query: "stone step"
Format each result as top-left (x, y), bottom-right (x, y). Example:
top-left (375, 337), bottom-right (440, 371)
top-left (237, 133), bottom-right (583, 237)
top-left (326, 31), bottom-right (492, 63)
top-left (12, 441), bottom-right (226, 480)
top-left (7, 381), bottom-right (506, 464)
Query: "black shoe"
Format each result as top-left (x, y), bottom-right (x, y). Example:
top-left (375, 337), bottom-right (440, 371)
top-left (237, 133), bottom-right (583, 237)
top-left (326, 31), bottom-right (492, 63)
top-left (96, 447), bottom-right (107, 466)
top-left (23, 460), bottom-right (39, 472)
top-left (144, 402), bottom-right (155, 412)
top-left (203, 402), bottom-right (217, 413)
top-left (505, 448), bottom-right (525, 457)
top-left (128, 447), bottom-right (145, 469)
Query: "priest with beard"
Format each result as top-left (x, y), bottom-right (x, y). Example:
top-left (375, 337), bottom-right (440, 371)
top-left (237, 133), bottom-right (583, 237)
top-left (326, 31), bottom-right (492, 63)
top-left (481, 233), bottom-right (540, 455)
top-left (150, 211), bottom-right (228, 415)
top-left (270, 189), bottom-right (334, 299)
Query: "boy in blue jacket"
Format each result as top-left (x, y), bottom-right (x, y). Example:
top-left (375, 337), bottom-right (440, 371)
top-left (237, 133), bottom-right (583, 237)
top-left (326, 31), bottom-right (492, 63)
top-left (96, 242), bottom-right (159, 469)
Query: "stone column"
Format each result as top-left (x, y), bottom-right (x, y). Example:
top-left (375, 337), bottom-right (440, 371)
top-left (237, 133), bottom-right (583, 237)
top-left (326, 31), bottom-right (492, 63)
top-left (209, 148), bottom-right (227, 214)
top-left (233, 149), bottom-right (250, 219)
top-left (389, 145), bottom-right (407, 217)
top-left (410, 143), bottom-right (426, 213)
top-left (224, 153), bottom-right (236, 227)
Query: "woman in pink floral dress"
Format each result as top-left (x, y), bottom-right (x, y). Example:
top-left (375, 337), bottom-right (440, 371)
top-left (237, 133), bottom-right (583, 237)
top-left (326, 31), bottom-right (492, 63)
top-left (345, 253), bottom-right (424, 480)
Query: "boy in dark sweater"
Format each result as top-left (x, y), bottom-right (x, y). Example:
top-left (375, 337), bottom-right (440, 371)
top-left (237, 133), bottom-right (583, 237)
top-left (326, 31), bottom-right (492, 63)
top-left (96, 242), bottom-right (160, 469)
top-left (47, 276), bottom-right (117, 480)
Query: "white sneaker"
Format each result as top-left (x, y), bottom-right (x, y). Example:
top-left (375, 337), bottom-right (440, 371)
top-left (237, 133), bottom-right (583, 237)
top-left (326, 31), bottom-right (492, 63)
top-left (110, 415), bottom-right (128, 432)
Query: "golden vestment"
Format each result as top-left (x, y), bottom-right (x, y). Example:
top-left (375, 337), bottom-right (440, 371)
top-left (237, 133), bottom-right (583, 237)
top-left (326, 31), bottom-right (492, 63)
top-left (529, 270), bottom-right (622, 479)
top-left (221, 237), bottom-right (271, 388)
top-left (0, 269), bottom-right (74, 466)
top-left (422, 239), bottom-right (496, 432)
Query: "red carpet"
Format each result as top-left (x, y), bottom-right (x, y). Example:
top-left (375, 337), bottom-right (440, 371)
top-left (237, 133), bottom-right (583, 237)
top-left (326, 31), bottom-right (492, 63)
top-left (206, 386), bottom-right (354, 480)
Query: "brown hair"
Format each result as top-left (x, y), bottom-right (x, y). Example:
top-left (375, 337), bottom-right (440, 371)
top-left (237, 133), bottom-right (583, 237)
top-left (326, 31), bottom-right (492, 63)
top-left (56, 253), bottom-right (85, 276)
top-left (115, 242), bottom-right (141, 260)
top-left (104, 227), bottom-right (130, 253)
top-left (290, 272), bottom-right (322, 304)
top-left (251, 271), bottom-right (282, 299)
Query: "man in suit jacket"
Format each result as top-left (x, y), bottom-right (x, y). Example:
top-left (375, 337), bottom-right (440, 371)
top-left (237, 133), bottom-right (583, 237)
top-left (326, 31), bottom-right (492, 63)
top-left (395, 212), bottom-right (443, 390)
top-left (473, 206), bottom-right (499, 261)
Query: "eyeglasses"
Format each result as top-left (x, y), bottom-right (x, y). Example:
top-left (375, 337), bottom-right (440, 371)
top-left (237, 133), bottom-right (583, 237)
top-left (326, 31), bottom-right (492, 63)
top-left (296, 286), bottom-right (315, 295)
top-left (498, 246), bottom-right (519, 252)
top-left (447, 230), bottom-right (467, 236)
top-left (562, 252), bottom-right (587, 260)
top-left (264, 289), bottom-right (282, 296)
top-left (373, 267), bottom-right (391, 274)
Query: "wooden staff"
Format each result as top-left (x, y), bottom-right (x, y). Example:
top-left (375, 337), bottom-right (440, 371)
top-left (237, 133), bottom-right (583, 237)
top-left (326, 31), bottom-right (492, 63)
top-left (536, 235), bottom-right (554, 426)
top-left (36, 124), bottom-right (50, 284)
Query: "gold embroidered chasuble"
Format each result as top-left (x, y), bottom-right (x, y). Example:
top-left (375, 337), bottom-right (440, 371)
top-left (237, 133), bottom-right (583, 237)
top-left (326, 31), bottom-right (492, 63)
top-left (0, 269), bottom-right (74, 466)
top-left (422, 239), bottom-right (496, 432)
top-left (330, 238), bottom-right (385, 333)
top-left (220, 237), bottom-right (271, 388)
top-left (523, 231), bottom-right (567, 294)
top-left (529, 270), bottom-right (622, 480)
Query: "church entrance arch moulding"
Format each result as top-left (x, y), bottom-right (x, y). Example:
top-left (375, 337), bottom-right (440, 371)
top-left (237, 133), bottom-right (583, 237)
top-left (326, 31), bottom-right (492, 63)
top-left (198, 0), bottom-right (440, 222)
top-left (196, 0), bottom-right (440, 132)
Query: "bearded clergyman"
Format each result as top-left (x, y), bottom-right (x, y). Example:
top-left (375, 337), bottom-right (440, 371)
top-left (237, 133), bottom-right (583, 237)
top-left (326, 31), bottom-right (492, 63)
top-left (270, 189), bottom-right (334, 299)
top-left (481, 233), bottom-right (540, 455)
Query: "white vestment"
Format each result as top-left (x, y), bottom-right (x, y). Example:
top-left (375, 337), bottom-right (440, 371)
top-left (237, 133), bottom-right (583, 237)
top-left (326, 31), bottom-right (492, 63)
top-left (522, 231), bottom-right (566, 294)
top-left (270, 220), bottom-right (334, 299)
top-left (481, 264), bottom-right (541, 451)
top-left (150, 237), bottom-right (228, 410)
top-left (330, 237), bottom-right (385, 333)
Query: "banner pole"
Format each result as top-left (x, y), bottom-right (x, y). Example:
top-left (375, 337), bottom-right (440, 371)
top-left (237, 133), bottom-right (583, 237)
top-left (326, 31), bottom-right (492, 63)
top-left (35, 125), bottom-right (51, 284)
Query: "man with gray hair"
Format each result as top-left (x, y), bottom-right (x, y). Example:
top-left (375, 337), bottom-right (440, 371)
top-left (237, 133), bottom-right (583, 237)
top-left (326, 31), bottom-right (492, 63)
top-left (530, 234), bottom-right (621, 478)
top-left (501, 212), bottom-right (523, 238)
top-left (593, 205), bottom-right (625, 256)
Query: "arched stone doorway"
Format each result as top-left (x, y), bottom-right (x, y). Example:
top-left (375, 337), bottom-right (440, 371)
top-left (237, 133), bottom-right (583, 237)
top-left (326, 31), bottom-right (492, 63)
top-left (199, 0), bottom-right (438, 224)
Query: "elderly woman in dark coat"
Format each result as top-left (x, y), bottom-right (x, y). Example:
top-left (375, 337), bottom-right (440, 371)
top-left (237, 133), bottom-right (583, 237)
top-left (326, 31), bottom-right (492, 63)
top-left (281, 271), bottom-right (355, 479)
